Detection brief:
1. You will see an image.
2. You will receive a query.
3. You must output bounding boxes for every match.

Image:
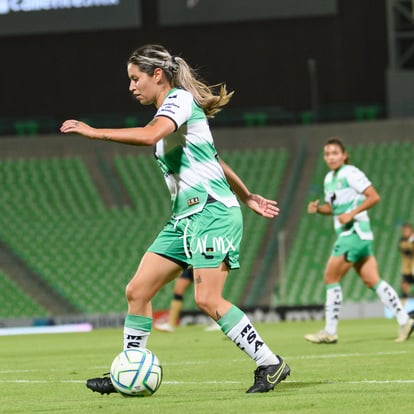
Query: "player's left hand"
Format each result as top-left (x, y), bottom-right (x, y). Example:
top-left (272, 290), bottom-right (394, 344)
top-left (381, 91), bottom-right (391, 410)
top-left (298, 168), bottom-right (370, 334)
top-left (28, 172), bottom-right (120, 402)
top-left (245, 194), bottom-right (279, 218)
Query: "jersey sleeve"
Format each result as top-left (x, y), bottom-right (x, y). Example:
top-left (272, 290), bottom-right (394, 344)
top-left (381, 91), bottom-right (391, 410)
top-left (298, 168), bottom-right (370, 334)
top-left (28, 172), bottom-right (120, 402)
top-left (324, 172), bottom-right (332, 204)
top-left (347, 166), bottom-right (372, 193)
top-left (155, 89), bottom-right (193, 130)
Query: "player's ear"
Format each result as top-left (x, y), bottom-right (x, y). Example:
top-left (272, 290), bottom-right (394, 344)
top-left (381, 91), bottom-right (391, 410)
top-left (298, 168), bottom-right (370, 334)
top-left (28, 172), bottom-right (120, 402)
top-left (153, 68), bottom-right (163, 81)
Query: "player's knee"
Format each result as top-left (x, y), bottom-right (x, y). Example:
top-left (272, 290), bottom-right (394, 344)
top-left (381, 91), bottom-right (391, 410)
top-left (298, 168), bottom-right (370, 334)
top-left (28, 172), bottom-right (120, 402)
top-left (125, 282), bottom-right (146, 304)
top-left (324, 274), bottom-right (336, 284)
top-left (125, 282), bottom-right (134, 302)
top-left (194, 293), bottom-right (214, 314)
top-left (194, 295), bottom-right (208, 312)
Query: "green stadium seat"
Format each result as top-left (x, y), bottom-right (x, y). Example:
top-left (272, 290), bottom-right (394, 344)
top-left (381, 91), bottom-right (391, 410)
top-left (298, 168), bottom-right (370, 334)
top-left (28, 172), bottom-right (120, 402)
top-left (0, 270), bottom-right (48, 318)
top-left (0, 149), bottom-right (287, 315)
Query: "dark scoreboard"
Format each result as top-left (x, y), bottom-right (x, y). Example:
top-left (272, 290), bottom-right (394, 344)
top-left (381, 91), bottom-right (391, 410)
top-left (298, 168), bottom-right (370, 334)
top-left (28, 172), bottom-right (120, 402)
top-left (0, 0), bottom-right (141, 36)
top-left (0, 0), bottom-right (337, 36)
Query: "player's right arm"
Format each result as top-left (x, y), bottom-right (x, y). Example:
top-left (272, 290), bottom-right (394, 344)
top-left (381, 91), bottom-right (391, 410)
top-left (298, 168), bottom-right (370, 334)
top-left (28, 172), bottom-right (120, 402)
top-left (307, 199), bottom-right (332, 215)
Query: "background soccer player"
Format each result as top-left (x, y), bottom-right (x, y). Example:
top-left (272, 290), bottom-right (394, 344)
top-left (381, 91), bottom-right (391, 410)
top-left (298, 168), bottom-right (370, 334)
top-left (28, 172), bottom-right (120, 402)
top-left (305, 137), bottom-right (413, 344)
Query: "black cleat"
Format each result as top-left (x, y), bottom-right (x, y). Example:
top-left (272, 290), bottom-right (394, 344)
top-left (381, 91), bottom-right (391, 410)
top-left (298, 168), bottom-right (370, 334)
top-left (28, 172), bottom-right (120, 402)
top-left (86, 374), bottom-right (117, 395)
top-left (246, 356), bottom-right (290, 394)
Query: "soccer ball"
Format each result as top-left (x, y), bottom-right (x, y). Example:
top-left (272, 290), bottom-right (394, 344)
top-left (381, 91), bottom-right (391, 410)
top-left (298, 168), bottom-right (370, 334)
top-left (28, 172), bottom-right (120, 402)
top-left (110, 348), bottom-right (163, 397)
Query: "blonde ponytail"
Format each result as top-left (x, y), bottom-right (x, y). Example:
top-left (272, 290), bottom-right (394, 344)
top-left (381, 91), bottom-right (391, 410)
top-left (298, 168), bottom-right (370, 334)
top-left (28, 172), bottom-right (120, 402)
top-left (128, 44), bottom-right (233, 118)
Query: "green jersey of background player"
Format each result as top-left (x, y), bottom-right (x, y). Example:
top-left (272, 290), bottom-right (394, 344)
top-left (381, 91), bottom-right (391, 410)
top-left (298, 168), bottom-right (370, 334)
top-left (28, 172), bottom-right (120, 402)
top-left (305, 137), bottom-right (413, 344)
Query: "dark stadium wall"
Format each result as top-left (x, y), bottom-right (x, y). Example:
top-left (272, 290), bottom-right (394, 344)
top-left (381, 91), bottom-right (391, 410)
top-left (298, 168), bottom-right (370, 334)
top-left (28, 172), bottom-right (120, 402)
top-left (0, 0), bottom-right (386, 120)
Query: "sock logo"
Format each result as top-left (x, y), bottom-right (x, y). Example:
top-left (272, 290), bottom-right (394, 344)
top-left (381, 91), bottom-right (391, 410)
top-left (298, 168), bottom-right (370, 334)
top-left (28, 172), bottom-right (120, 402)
top-left (384, 286), bottom-right (402, 313)
top-left (237, 323), bottom-right (264, 353)
top-left (240, 323), bottom-right (252, 338)
top-left (126, 335), bottom-right (143, 348)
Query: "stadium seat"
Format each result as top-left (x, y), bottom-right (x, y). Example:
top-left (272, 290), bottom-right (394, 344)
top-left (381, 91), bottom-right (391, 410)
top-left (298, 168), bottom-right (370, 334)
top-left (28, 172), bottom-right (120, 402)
top-left (0, 270), bottom-right (47, 318)
top-left (0, 149), bottom-right (287, 315)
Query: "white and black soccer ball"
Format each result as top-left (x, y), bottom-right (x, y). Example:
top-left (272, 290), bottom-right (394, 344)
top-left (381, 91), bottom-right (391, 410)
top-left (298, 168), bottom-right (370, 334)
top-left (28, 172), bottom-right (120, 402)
top-left (110, 348), bottom-right (163, 397)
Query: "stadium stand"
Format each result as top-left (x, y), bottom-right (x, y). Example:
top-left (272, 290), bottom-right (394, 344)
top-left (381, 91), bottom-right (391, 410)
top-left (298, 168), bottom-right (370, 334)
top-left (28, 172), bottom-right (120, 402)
top-left (1, 123), bottom-right (413, 319)
top-left (0, 148), bottom-right (287, 315)
top-left (0, 269), bottom-right (48, 318)
top-left (210, 148), bottom-right (288, 306)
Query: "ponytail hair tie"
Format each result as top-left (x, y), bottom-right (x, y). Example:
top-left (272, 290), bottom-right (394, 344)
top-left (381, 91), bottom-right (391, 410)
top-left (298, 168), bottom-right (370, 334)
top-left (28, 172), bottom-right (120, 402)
top-left (168, 56), bottom-right (179, 73)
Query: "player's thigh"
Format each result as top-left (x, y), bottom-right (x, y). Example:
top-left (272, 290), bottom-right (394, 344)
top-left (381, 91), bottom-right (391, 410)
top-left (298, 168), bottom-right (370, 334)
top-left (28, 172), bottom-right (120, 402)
top-left (354, 256), bottom-right (380, 288)
top-left (325, 233), bottom-right (367, 283)
top-left (323, 255), bottom-right (353, 283)
top-left (127, 252), bottom-right (183, 301)
top-left (193, 262), bottom-right (229, 307)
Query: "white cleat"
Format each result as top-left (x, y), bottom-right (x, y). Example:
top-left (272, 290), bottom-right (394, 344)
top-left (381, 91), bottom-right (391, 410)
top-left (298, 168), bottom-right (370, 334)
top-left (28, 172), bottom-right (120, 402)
top-left (304, 330), bottom-right (338, 344)
top-left (395, 318), bottom-right (414, 342)
top-left (154, 322), bottom-right (175, 333)
top-left (204, 323), bottom-right (221, 332)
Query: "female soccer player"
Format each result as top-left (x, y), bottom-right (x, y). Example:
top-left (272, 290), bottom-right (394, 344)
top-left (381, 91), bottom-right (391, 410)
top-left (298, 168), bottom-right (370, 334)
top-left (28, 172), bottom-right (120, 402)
top-left (305, 137), bottom-right (413, 344)
top-left (60, 44), bottom-right (290, 393)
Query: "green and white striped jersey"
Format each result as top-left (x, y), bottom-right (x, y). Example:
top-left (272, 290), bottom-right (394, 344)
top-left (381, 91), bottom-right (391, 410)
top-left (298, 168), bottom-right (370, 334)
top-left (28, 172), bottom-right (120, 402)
top-left (154, 88), bottom-right (239, 219)
top-left (324, 164), bottom-right (373, 240)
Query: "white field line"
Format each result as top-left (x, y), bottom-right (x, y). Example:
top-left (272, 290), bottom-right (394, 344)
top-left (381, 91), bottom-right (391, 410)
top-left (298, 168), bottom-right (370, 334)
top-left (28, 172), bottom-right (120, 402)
top-left (160, 350), bottom-right (412, 365)
top-left (287, 350), bottom-right (411, 360)
top-left (0, 350), bottom-right (411, 374)
top-left (1, 350), bottom-right (413, 386)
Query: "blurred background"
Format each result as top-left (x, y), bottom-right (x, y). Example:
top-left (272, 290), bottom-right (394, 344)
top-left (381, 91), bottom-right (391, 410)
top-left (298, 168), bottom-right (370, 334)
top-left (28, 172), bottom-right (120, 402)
top-left (1, 0), bottom-right (414, 329)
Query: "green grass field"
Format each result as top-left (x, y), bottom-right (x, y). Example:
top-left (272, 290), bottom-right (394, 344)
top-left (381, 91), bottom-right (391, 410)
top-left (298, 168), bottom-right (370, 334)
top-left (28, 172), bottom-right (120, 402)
top-left (0, 318), bottom-right (413, 414)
